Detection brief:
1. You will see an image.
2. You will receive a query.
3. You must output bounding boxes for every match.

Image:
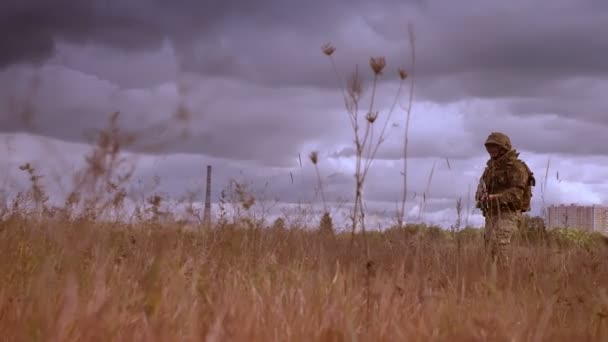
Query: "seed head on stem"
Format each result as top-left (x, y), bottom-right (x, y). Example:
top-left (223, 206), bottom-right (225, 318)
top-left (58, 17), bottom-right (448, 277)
top-left (309, 151), bottom-right (319, 165)
top-left (366, 111), bottom-right (378, 124)
top-left (309, 150), bottom-right (327, 213)
top-left (398, 68), bottom-right (408, 80)
top-left (369, 57), bottom-right (386, 75)
top-left (322, 44), bottom-right (336, 56)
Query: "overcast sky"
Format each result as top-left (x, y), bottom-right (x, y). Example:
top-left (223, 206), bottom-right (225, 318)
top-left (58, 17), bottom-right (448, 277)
top-left (1, 0), bottom-right (608, 229)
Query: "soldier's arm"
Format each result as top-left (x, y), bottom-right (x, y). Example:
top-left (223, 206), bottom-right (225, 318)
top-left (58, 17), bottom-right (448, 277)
top-left (475, 181), bottom-right (483, 208)
top-left (475, 179), bottom-right (482, 201)
top-left (496, 162), bottom-right (527, 206)
top-left (475, 169), bottom-right (487, 207)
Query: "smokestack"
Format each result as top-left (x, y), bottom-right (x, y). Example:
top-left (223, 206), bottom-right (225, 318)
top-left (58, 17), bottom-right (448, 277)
top-left (203, 164), bottom-right (212, 228)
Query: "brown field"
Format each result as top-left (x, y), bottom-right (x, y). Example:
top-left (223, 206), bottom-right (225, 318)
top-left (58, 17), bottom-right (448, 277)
top-left (1, 214), bottom-right (608, 341)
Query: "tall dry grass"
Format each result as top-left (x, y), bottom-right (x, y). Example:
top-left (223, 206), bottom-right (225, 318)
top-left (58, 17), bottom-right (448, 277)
top-left (1, 214), bottom-right (608, 341)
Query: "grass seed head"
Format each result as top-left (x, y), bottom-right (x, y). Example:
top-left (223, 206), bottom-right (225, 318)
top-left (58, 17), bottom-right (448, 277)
top-left (369, 57), bottom-right (386, 75)
top-left (365, 111), bottom-right (378, 124)
top-left (309, 151), bottom-right (319, 165)
top-left (322, 43), bottom-right (336, 56)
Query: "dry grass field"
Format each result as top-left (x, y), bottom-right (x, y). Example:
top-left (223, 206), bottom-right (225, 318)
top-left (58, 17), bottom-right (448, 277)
top-left (1, 211), bottom-right (608, 341)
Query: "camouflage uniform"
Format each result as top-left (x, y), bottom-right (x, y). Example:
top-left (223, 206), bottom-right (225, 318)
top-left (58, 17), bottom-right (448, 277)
top-left (476, 132), bottom-right (530, 277)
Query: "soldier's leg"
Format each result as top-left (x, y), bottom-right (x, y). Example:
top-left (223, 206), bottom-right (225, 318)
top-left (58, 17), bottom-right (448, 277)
top-left (495, 212), bottom-right (520, 281)
top-left (484, 215), bottom-right (498, 278)
top-left (484, 215), bottom-right (497, 262)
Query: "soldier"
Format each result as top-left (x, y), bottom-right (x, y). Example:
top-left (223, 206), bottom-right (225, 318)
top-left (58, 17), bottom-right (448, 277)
top-left (476, 132), bottom-right (534, 285)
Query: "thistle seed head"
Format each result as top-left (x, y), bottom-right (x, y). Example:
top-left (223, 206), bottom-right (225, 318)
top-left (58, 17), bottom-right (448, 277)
top-left (309, 151), bottom-right (319, 165)
top-left (369, 57), bottom-right (386, 75)
top-left (322, 44), bottom-right (336, 56)
top-left (366, 111), bottom-right (378, 124)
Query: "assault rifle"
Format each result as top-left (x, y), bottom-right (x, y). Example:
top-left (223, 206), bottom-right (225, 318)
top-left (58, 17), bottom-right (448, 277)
top-left (476, 178), bottom-right (490, 212)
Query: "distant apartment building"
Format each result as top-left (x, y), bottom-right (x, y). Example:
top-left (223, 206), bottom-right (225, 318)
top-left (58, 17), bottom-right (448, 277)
top-left (546, 204), bottom-right (608, 234)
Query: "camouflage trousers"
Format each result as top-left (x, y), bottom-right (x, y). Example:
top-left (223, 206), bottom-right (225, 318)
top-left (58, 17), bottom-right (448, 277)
top-left (483, 211), bottom-right (521, 276)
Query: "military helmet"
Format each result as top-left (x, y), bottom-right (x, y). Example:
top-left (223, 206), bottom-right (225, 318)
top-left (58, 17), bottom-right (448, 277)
top-left (484, 132), bottom-right (512, 151)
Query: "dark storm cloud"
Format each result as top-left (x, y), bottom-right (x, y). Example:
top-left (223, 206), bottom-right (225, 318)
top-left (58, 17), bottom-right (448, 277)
top-left (360, 1), bottom-right (608, 126)
top-left (461, 107), bottom-right (608, 157)
top-left (0, 64), bottom-right (183, 149)
top-left (0, 0), bottom-right (420, 70)
top-left (3, 1), bottom-right (607, 90)
top-left (2, 0), bottom-right (608, 165)
top-left (0, 65), bottom-right (351, 166)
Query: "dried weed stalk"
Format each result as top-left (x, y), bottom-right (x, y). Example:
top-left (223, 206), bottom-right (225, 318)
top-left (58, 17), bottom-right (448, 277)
top-left (321, 24), bottom-right (416, 250)
top-left (18, 162), bottom-right (49, 217)
top-left (308, 151), bottom-right (334, 234)
top-left (398, 24), bottom-right (417, 228)
top-left (540, 157), bottom-right (551, 224)
top-left (308, 151), bottom-right (327, 214)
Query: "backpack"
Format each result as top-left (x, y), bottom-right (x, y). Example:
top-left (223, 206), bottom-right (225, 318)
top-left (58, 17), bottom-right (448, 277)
top-left (519, 160), bottom-right (536, 212)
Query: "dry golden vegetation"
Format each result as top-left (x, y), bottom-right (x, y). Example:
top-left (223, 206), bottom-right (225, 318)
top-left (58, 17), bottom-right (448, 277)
top-left (3, 34), bottom-right (608, 341)
top-left (2, 212), bottom-right (608, 341)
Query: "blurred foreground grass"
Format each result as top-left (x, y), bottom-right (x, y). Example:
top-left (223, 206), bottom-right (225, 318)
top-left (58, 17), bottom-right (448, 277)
top-left (1, 215), bottom-right (608, 341)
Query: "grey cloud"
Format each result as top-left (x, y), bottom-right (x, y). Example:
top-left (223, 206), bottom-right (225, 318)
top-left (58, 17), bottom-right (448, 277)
top-left (417, 74), bottom-right (608, 126)
top-left (4, 1), bottom-right (606, 96)
top-left (462, 107), bottom-right (608, 156)
top-left (359, 1), bottom-right (608, 125)
top-left (0, 0), bottom-right (247, 67)
top-left (0, 0), bottom-right (418, 70)
top-left (0, 64), bottom-right (351, 167)
top-left (504, 77), bottom-right (608, 123)
top-left (357, 158), bottom-right (481, 203)
top-left (525, 155), bottom-right (608, 187)
top-left (328, 98), bottom-right (608, 163)
top-left (360, 0), bottom-right (608, 76)
top-left (328, 118), bottom-right (479, 160)
top-left (3, 0), bottom-right (607, 157)
top-left (48, 42), bottom-right (181, 88)
top-left (207, 1), bottom-right (608, 126)
top-left (171, 77), bottom-right (349, 165)
top-left (0, 64), bottom-right (182, 148)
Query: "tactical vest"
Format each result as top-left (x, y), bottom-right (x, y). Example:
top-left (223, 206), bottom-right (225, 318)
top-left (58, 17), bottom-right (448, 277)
top-left (479, 154), bottom-right (535, 213)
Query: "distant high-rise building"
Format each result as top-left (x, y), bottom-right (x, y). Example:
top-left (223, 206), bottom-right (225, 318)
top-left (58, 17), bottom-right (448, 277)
top-left (546, 204), bottom-right (608, 234)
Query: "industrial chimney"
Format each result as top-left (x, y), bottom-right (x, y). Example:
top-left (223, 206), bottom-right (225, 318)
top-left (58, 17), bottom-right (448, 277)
top-left (203, 164), bottom-right (212, 228)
